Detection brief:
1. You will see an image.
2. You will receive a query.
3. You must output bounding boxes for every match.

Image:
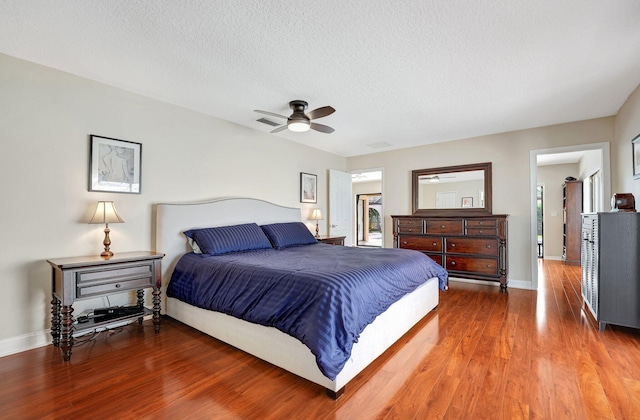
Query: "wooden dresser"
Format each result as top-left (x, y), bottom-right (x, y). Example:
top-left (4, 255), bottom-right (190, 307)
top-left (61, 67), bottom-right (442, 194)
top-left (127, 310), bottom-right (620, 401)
top-left (392, 215), bottom-right (508, 291)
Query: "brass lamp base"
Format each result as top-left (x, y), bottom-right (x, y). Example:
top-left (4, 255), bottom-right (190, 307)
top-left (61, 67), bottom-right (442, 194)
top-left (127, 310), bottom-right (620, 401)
top-left (101, 227), bottom-right (114, 257)
top-left (315, 222), bottom-right (320, 239)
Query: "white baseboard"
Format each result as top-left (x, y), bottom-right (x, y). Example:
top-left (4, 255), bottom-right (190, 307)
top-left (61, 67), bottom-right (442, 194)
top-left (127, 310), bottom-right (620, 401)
top-left (449, 277), bottom-right (534, 290)
top-left (0, 329), bottom-right (51, 359)
top-left (0, 315), bottom-right (153, 359)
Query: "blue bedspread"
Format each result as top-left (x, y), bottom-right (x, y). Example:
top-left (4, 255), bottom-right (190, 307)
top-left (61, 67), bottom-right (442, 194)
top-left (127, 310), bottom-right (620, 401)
top-left (167, 243), bottom-right (448, 379)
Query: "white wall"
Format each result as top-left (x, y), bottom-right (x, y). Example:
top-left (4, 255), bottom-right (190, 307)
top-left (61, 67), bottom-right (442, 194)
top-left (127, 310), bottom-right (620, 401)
top-left (0, 54), bottom-right (346, 355)
top-left (613, 83), bottom-right (640, 198)
top-left (347, 118), bottom-right (615, 289)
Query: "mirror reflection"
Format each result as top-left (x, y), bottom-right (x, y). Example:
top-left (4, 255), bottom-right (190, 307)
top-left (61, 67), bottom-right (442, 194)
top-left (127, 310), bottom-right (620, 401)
top-left (412, 162), bottom-right (492, 216)
top-left (417, 170), bottom-right (485, 209)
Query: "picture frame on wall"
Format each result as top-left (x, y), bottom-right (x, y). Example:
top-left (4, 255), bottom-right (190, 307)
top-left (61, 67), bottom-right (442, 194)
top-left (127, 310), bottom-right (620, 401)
top-left (89, 134), bottom-right (142, 193)
top-left (633, 134), bottom-right (640, 180)
top-left (300, 172), bottom-right (317, 203)
top-left (461, 197), bottom-right (473, 208)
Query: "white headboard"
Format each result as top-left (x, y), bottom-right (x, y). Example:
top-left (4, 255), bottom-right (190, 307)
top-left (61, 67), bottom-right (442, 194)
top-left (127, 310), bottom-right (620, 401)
top-left (155, 198), bottom-right (301, 306)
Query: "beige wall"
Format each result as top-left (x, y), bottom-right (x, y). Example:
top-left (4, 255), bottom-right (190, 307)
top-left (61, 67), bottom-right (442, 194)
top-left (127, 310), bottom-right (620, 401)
top-left (0, 54), bottom-right (346, 353)
top-left (537, 164), bottom-right (579, 259)
top-left (347, 117), bottom-right (615, 288)
top-left (613, 83), bottom-right (640, 198)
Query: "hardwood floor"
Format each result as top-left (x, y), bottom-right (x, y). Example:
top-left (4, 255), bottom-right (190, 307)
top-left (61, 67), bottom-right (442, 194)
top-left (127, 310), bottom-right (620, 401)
top-left (2, 259), bottom-right (640, 419)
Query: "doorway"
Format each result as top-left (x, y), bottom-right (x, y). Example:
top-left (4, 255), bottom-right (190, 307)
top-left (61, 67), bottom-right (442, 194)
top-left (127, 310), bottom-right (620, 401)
top-left (529, 142), bottom-right (610, 290)
top-left (356, 193), bottom-right (382, 247)
top-left (351, 169), bottom-right (383, 248)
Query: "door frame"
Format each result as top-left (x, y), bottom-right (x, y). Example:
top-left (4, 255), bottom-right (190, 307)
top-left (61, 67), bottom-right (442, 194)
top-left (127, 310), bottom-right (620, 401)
top-left (529, 142), bottom-right (610, 290)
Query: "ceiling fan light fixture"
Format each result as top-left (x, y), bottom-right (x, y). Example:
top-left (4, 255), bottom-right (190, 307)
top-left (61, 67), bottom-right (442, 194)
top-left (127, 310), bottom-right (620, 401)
top-left (288, 119), bottom-right (310, 132)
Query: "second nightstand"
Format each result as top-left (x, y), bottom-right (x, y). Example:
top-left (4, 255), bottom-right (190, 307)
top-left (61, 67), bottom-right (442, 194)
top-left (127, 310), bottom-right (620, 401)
top-left (317, 235), bottom-right (346, 246)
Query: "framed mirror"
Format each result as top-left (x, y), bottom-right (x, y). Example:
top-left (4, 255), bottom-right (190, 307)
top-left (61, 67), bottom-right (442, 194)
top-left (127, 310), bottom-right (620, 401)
top-left (412, 162), bottom-right (492, 216)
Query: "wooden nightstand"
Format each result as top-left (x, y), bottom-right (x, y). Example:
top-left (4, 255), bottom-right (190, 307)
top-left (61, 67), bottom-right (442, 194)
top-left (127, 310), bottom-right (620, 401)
top-left (317, 235), bottom-right (346, 246)
top-left (46, 251), bottom-right (164, 361)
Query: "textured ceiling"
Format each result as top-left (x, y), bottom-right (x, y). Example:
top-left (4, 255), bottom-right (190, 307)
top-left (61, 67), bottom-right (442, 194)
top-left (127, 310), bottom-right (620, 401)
top-left (1, 1), bottom-right (639, 157)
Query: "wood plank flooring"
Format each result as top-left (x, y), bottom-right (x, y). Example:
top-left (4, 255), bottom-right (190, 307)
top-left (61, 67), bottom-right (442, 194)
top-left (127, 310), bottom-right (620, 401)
top-left (2, 259), bottom-right (640, 419)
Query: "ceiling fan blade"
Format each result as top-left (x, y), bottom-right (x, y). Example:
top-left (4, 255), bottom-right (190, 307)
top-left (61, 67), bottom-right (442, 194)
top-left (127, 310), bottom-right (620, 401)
top-left (310, 123), bottom-right (335, 134)
top-left (270, 125), bottom-right (289, 133)
top-left (307, 106), bottom-right (335, 120)
top-left (255, 110), bottom-right (288, 119)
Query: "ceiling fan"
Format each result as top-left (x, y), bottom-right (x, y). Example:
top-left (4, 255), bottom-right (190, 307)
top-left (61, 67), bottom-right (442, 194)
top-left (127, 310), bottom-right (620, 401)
top-left (255, 100), bottom-right (335, 134)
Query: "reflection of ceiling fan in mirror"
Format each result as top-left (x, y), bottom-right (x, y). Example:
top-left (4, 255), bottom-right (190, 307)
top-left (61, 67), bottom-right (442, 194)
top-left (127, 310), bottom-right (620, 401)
top-left (419, 174), bottom-right (456, 183)
top-left (255, 100), bottom-right (335, 134)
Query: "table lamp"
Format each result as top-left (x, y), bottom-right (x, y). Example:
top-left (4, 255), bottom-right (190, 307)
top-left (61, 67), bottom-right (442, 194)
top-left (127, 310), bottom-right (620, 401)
top-left (309, 208), bottom-right (323, 239)
top-left (89, 201), bottom-right (124, 257)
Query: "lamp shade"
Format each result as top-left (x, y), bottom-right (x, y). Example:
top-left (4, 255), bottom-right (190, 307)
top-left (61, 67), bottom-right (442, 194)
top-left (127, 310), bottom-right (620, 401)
top-left (89, 201), bottom-right (124, 225)
top-left (310, 208), bottom-right (323, 220)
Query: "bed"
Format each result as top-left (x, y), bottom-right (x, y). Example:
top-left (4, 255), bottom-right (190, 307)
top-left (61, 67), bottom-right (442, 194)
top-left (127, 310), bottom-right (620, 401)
top-left (155, 198), bottom-right (446, 398)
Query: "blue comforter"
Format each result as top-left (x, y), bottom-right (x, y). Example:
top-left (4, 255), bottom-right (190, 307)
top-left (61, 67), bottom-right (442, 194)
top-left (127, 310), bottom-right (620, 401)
top-left (167, 243), bottom-right (448, 379)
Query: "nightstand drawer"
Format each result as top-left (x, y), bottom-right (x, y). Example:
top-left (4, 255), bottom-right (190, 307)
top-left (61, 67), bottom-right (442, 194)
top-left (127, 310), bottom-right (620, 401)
top-left (77, 276), bottom-right (154, 298)
top-left (75, 261), bottom-right (155, 298)
top-left (77, 263), bottom-right (153, 283)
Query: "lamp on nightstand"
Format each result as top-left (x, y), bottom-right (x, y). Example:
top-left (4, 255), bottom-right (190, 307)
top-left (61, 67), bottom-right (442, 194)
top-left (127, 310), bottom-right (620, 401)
top-left (89, 201), bottom-right (124, 257)
top-left (309, 208), bottom-right (323, 239)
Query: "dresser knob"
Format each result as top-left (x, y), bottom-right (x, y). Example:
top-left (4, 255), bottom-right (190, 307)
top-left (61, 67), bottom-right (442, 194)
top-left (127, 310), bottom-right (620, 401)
top-left (451, 243), bottom-right (456, 247)
top-left (408, 228), bottom-right (412, 232)
top-left (479, 221), bottom-right (484, 225)
top-left (479, 230), bottom-right (483, 234)
top-left (450, 261), bottom-right (456, 266)
top-left (486, 264), bottom-right (492, 268)
top-left (403, 241), bottom-right (407, 245)
top-left (432, 242), bottom-right (437, 246)
top-left (440, 225), bottom-right (445, 229)
top-left (486, 245), bottom-right (491, 249)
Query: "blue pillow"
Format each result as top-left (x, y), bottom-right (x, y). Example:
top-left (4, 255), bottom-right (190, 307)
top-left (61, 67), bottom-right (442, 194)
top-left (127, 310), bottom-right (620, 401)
top-left (184, 223), bottom-right (273, 256)
top-left (261, 222), bottom-right (318, 250)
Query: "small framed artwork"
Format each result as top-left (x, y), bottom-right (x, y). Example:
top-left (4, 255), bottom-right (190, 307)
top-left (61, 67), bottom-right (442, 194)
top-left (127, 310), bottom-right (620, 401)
top-left (300, 172), bottom-right (317, 203)
top-left (461, 197), bottom-right (473, 208)
top-left (633, 134), bottom-right (640, 180)
top-left (89, 135), bottom-right (142, 193)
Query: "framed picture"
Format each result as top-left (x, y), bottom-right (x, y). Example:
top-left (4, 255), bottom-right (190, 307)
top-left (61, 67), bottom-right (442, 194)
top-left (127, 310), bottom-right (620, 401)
top-left (633, 134), bottom-right (640, 180)
top-left (461, 197), bottom-right (473, 208)
top-left (89, 135), bottom-right (141, 193)
top-left (300, 172), bottom-right (317, 203)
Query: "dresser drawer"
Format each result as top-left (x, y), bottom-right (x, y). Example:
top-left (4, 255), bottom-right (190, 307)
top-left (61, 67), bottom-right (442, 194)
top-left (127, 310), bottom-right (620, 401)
top-left (445, 256), bottom-right (498, 276)
top-left (465, 219), bottom-right (497, 228)
top-left (465, 227), bottom-right (498, 236)
top-left (398, 236), bottom-right (442, 251)
top-left (397, 218), bottom-right (424, 234)
top-left (445, 237), bottom-right (498, 256)
top-left (426, 254), bottom-right (443, 266)
top-left (426, 220), bottom-right (463, 234)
